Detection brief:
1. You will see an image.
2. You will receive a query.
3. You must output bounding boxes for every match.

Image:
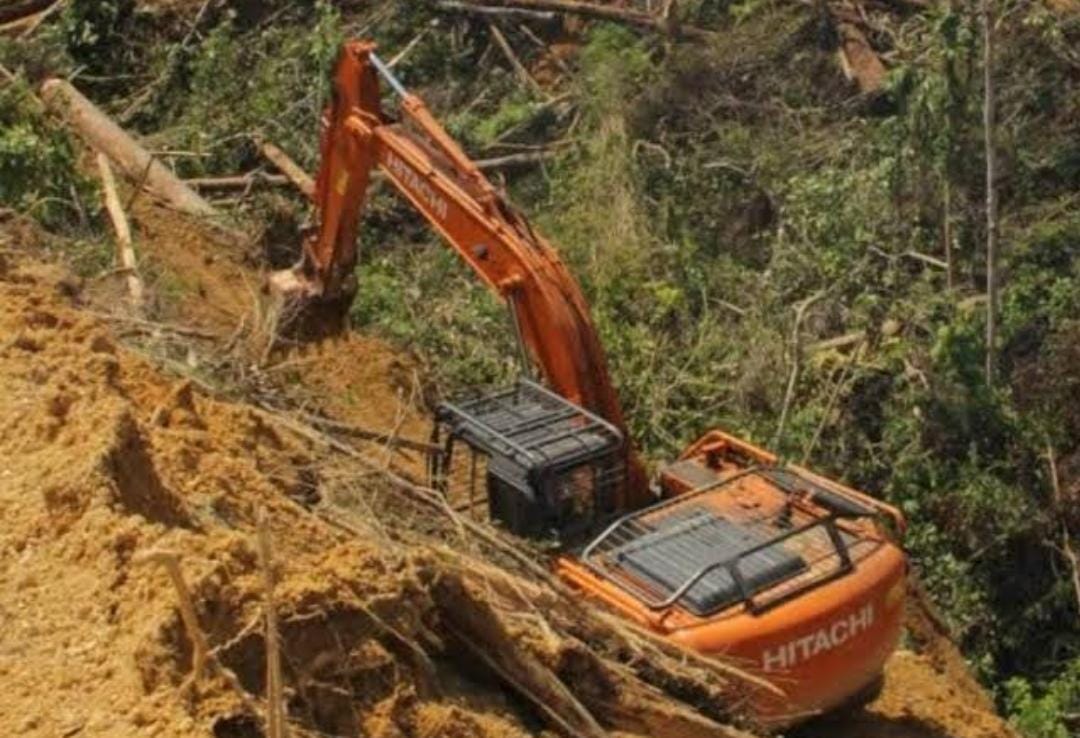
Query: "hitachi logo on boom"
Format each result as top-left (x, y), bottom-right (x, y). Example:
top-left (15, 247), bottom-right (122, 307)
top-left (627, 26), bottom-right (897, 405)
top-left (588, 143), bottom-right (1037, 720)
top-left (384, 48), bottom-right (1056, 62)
top-left (761, 603), bottom-right (875, 672)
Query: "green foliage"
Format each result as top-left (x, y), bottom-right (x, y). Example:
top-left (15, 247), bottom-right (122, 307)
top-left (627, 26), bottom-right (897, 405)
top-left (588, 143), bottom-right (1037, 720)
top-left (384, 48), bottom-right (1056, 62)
top-left (155, 1), bottom-right (345, 176)
top-left (1007, 658), bottom-right (1080, 738)
top-left (60, 0), bottom-right (136, 72)
top-left (463, 92), bottom-right (540, 146)
top-left (353, 251), bottom-right (517, 390)
top-left (1002, 218), bottom-right (1080, 337)
top-left (0, 80), bottom-right (97, 230)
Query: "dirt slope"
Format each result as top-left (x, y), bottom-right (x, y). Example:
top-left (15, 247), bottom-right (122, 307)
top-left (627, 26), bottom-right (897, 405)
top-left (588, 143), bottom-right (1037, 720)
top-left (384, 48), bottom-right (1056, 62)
top-left (0, 252), bottom-right (530, 737)
top-left (0, 212), bottom-right (1020, 737)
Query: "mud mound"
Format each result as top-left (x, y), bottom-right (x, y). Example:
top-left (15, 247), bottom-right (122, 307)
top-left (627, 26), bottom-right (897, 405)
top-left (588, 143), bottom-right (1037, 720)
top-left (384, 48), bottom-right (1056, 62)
top-left (113, 202), bottom-right (432, 473)
top-left (0, 226), bottom-right (1019, 738)
top-left (804, 651), bottom-right (1016, 738)
top-left (129, 204), bottom-right (257, 336)
top-left (0, 254), bottom-right (526, 737)
top-left (0, 249), bottom-right (755, 738)
top-left (0, 256), bottom-right (327, 736)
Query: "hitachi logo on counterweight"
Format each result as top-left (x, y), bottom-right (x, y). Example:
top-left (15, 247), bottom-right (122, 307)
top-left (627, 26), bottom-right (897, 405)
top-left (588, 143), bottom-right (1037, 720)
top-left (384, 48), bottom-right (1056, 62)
top-left (761, 603), bottom-right (875, 672)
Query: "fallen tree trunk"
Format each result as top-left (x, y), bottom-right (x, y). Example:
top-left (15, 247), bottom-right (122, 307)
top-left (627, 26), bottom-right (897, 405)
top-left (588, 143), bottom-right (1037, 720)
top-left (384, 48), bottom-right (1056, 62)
top-left (41, 79), bottom-right (218, 218)
top-left (433, 570), bottom-right (760, 738)
top-left (436, 0), bottom-right (557, 20)
top-left (258, 140), bottom-right (316, 200)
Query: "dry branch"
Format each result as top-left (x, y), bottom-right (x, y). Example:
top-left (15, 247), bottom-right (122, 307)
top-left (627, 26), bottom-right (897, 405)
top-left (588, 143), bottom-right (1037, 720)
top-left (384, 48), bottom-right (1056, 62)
top-left (294, 410), bottom-right (441, 456)
top-left (438, 575), bottom-right (607, 738)
top-left (135, 550), bottom-right (211, 681)
top-left (0, 0), bottom-right (55, 24)
top-left (256, 510), bottom-right (287, 738)
top-left (41, 79), bottom-right (218, 218)
top-left (96, 153), bottom-right (145, 308)
top-left (388, 29), bottom-right (432, 68)
top-left (802, 341), bottom-right (862, 462)
top-left (437, 0), bottom-right (557, 20)
top-left (809, 330), bottom-right (866, 354)
top-left (0, 0), bottom-right (62, 37)
top-left (262, 146), bottom-right (554, 200)
top-left (478, 150), bottom-right (556, 168)
top-left (185, 174), bottom-right (291, 190)
top-left (137, 549), bottom-right (267, 723)
top-left (456, 0), bottom-right (713, 39)
top-left (488, 20), bottom-right (547, 97)
top-left (773, 292), bottom-right (824, 449)
top-left (517, 21), bottom-right (573, 75)
top-left (434, 566), bottom-right (762, 738)
top-left (87, 310), bottom-right (219, 340)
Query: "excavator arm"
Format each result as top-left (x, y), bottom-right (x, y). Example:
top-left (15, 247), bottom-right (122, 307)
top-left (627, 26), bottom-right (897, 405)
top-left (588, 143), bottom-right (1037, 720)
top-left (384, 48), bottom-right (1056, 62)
top-left (275, 41), bottom-right (649, 508)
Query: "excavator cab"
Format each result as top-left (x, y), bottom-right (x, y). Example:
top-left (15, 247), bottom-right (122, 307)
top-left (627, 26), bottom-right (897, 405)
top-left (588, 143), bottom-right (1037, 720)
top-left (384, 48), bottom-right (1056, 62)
top-left (430, 379), bottom-right (626, 542)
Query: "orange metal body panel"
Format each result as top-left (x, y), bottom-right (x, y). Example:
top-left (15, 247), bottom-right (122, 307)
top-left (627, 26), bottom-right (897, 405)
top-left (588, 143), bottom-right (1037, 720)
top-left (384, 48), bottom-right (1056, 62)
top-left (556, 431), bottom-right (907, 726)
top-left (556, 535), bottom-right (904, 725)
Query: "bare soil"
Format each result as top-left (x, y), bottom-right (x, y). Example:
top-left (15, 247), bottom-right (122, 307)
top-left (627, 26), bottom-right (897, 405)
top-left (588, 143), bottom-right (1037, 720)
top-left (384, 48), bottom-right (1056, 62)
top-left (0, 249), bottom-right (533, 738)
top-left (0, 210), bottom-right (1021, 737)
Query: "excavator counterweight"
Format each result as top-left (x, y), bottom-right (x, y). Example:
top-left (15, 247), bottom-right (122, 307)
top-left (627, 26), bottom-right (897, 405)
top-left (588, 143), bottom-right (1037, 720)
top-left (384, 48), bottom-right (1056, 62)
top-left (280, 40), bottom-right (908, 727)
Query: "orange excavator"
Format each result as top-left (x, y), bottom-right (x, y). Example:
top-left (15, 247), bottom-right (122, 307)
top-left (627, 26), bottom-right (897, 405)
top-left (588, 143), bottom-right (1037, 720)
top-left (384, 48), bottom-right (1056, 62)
top-left (273, 40), bottom-right (908, 727)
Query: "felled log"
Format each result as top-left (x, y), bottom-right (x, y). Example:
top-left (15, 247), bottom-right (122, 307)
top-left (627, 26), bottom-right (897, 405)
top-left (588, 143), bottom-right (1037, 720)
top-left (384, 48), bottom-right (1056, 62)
top-left (437, 0), bottom-right (557, 20)
top-left (258, 140), bottom-right (316, 200)
top-left (433, 570), bottom-right (759, 738)
top-left (41, 79), bottom-right (218, 218)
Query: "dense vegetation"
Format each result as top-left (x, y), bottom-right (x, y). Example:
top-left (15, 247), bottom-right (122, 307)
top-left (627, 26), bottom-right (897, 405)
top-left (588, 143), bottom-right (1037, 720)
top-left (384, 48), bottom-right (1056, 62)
top-left (1, 1), bottom-right (1078, 734)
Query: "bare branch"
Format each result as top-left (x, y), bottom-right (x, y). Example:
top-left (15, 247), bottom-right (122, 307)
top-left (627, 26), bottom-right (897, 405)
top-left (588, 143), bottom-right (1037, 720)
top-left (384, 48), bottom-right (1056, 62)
top-left (96, 153), bottom-right (145, 308)
top-left (256, 510), bottom-right (287, 738)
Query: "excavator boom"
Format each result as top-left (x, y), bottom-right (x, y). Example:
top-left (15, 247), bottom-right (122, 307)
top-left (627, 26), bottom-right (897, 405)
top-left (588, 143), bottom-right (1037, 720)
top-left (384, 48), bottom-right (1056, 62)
top-left (274, 41), bottom-right (648, 509)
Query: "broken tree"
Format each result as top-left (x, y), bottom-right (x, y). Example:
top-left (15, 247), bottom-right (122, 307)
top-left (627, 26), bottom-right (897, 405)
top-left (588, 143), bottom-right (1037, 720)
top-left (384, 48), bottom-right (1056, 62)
top-left (41, 79), bottom-right (218, 218)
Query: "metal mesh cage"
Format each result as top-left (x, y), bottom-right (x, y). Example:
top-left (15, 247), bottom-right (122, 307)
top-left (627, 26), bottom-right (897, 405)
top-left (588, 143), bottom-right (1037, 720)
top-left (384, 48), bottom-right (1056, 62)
top-left (580, 468), bottom-right (882, 615)
top-left (430, 380), bottom-right (626, 540)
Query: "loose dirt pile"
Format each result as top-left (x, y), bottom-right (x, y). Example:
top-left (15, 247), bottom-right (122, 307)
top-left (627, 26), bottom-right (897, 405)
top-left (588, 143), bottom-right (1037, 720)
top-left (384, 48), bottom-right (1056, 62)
top-left (798, 586), bottom-right (1020, 738)
top-left (0, 245), bottom-right (759, 738)
top-left (0, 208), bottom-right (1020, 738)
top-left (0, 250), bottom-right (541, 737)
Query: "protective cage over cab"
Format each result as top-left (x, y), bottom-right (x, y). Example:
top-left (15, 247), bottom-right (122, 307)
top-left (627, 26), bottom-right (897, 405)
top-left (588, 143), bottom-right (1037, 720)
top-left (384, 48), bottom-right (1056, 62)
top-left (430, 380), bottom-right (626, 541)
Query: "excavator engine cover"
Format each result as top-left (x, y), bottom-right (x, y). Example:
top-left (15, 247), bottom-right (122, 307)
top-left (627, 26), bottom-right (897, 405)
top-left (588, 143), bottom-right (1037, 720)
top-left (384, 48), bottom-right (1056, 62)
top-left (432, 380), bottom-right (625, 541)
